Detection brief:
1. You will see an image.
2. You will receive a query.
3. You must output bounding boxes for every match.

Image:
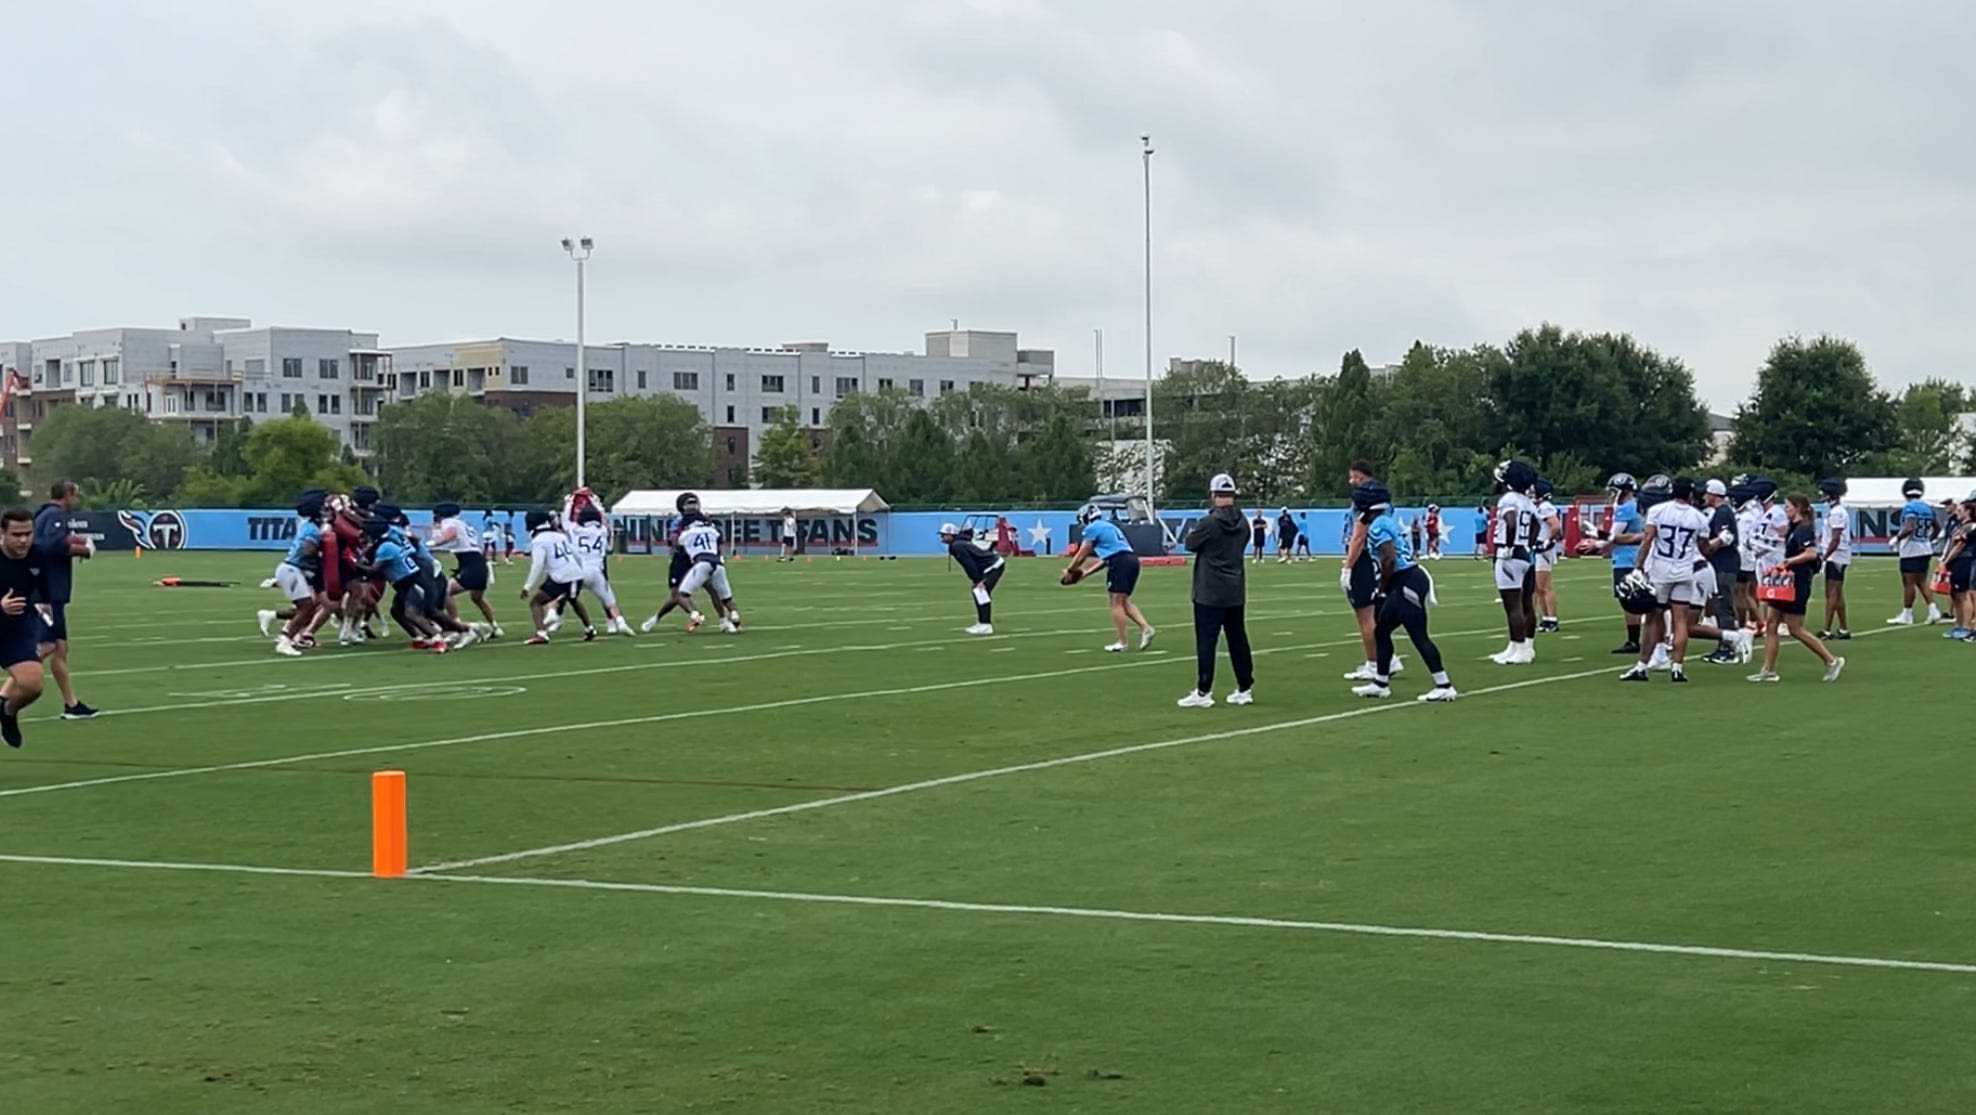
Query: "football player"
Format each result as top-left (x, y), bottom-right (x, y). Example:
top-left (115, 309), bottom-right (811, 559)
top-left (1062, 504), bottom-right (1154, 652)
top-left (1348, 482), bottom-right (1457, 703)
top-left (565, 504), bottom-right (635, 636)
top-left (1531, 478), bottom-right (1564, 633)
top-left (1887, 477), bottom-right (1944, 625)
top-left (1577, 473), bottom-right (1646, 653)
top-left (1341, 460), bottom-right (1403, 682)
top-left (1815, 478), bottom-right (1852, 640)
top-left (520, 509), bottom-right (595, 644)
top-left (940, 521), bottom-right (1005, 635)
top-left (0, 508), bottom-right (50, 748)
top-left (1489, 459), bottom-right (1541, 665)
top-left (673, 498), bottom-right (742, 633)
top-left (1622, 476), bottom-right (1713, 682)
top-left (1940, 492), bottom-right (1976, 639)
top-left (429, 501), bottom-right (502, 638)
top-left (641, 494), bottom-right (710, 633)
top-left (264, 490), bottom-right (326, 658)
top-left (1699, 479), bottom-right (1743, 663)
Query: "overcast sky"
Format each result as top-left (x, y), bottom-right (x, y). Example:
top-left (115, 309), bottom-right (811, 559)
top-left (3, 0), bottom-right (1970, 409)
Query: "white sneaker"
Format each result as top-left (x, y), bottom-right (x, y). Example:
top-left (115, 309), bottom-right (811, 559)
top-left (720, 618), bottom-right (739, 634)
top-left (1734, 631), bottom-right (1755, 663)
top-left (1139, 626), bottom-right (1156, 650)
top-left (545, 612), bottom-right (563, 633)
top-left (257, 609), bottom-right (277, 638)
top-left (455, 627), bottom-right (480, 648)
top-left (1747, 669), bottom-right (1781, 683)
top-left (1886, 613), bottom-right (1913, 626)
top-left (1515, 642), bottom-right (1537, 664)
top-left (640, 614), bottom-right (660, 634)
top-left (1490, 647), bottom-right (1516, 665)
top-left (1648, 645), bottom-right (1672, 672)
top-left (1104, 642), bottom-right (1127, 653)
top-left (965, 623), bottom-right (994, 636)
top-left (490, 624), bottom-right (505, 640)
top-left (1227, 689), bottom-right (1253, 705)
top-left (1822, 656), bottom-right (1846, 682)
top-left (1351, 682), bottom-right (1391, 699)
top-left (274, 637), bottom-right (302, 658)
top-left (1927, 607), bottom-right (1945, 625)
top-left (1390, 654), bottom-right (1404, 674)
top-left (1343, 663), bottom-right (1380, 681)
top-left (258, 577), bottom-right (277, 590)
top-left (1417, 685), bottom-right (1459, 702)
top-left (1177, 691), bottom-right (1214, 708)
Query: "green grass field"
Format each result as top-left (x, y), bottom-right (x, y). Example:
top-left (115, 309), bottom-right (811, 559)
top-left (2, 550), bottom-right (1971, 1114)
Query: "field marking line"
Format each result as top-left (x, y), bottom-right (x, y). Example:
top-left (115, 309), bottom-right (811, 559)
top-left (2, 852), bottom-right (1969, 976)
top-left (411, 663), bottom-right (1630, 874)
top-left (2, 621), bottom-right (1523, 798)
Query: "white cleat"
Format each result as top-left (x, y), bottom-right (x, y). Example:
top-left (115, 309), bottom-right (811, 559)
top-left (1104, 642), bottom-right (1127, 653)
top-left (640, 614), bottom-right (660, 634)
top-left (720, 618), bottom-right (739, 634)
top-left (1177, 690), bottom-right (1214, 709)
top-left (256, 610), bottom-right (277, 638)
top-left (489, 624), bottom-right (505, 640)
top-left (545, 612), bottom-right (563, 633)
top-left (274, 637), bottom-right (303, 658)
top-left (964, 623), bottom-right (994, 636)
top-left (1886, 613), bottom-right (1913, 626)
top-left (1417, 685), bottom-right (1460, 703)
top-left (1351, 682), bottom-right (1392, 699)
top-left (1343, 664), bottom-right (1380, 681)
top-left (1490, 644), bottom-right (1517, 665)
top-left (1734, 631), bottom-right (1755, 663)
top-left (1226, 689), bottom-right (1253, 705)
top-left (1139, 626), bottom-right (1156, 650)
top-left (457, 625), bottom-right (484, 648)
top-left (258, 577), bottom-right (277, 590)
top-left (1823, 656), bottom-right (1846, 682)
top-left (1648, 645), bottom-right (1672, 672)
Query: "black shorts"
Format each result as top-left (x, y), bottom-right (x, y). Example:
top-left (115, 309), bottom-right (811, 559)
top-left (0, 624), bottom-right (41, 668)
top-left (539, 579), bottom-right (574, 602)
top-left (453, 552), bottom-right (490, 593)
top-left (1950, 559), bottom-right (1974, 594)
top-left (1823, 561), bottom-right (1848, 583)
top-left (1252, 531), bottom-right (1267, 549)
top-left (668, 551), bottom-right (692, 590)
top-left (1899, 555), bottom-right (1931, 576)
top-left (1611, 566), bottom-right (1635, 591)
top-left (1104, 552), bottom-right (1141, 596)
top-left (1348, 554), bottom-right (1378, 610)
top-left (36, 603), bottom-right (68, 643)
top-left (1736, 570), bottom-right (1755, 584)
top-left (1773, 583), bottom-right (1810, 617)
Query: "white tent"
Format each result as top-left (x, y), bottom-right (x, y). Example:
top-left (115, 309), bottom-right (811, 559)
top-left (1837, 477), bottom-right (1976, 507)
top-left (610, 488), bottom-right (890, 517)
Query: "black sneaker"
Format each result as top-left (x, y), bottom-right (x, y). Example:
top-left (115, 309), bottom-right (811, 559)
top-left (583, 627), bottom-right (598, 642)
top-left (1619, 668), bottom-right (1649, 682)
top-left (1671, 667), bottom-right (1688, 683)
top-left (2, 703), bottom-right (21, 748)
top-left (1612, 642), bottom-right (1641, 655)
top-left (1816, 630), bottom-right (1833, 640)
top-left (1832, 630), bottom-right (1852, 641)
top-left (62, 702), bottom-right (98, 720)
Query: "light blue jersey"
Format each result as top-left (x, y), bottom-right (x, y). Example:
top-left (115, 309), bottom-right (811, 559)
top-left (1610, 500), bottom-right (1643, 570)
top-left (1900, 498), bottom-right (1938, 557)
top-left (1082, 519), bottom-right (1131, 560)
top-left (1366, 512), bottom-right (1415, 571)
top-left (283, 520), bottom-right (322, 569)
top-left (374, 539), bottom-right (421, 583)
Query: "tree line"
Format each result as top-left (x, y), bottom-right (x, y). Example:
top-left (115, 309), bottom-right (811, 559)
top-left (15, 325), bottom-right (1965, 509)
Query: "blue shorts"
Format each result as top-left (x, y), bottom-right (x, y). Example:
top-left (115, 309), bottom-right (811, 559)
top-left (37, 603), bottom-right (67, 643)
top-left (1103, 552), bottom-right (1141, 596)
top-left (1, 624), bottom-right (41, 668)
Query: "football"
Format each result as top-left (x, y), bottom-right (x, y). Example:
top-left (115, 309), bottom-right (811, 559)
top-left (1060, 566), bottom-right (1083, 586)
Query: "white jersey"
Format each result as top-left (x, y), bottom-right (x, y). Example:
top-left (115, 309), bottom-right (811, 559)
top-left (680, 520), bottom-right (723, 565)
top-left (1735, 504), bottom-right (1762, 567)
top-left (1645, 500), bottom-right (1710, 580)
top-left (1751, 504), bottom-right (1789, 565)
top-left (568, 521), bottom-right (610, 571)
top-left (430, 516), bottom-right (478, 554)
top-left (524, 529), bottom-right (586, 590)
top-left (781, 514), bottom-right (797, 540)
top-left (1823, 502), bottom-right (1852, 564)
top-left (1533, 499), bottom-right (1559, 554)
top-left (1493, 492), bottom-right (1540, 555)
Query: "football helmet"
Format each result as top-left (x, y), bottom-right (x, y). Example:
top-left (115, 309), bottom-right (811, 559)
top-left (1614, 569), bottom-right (1658, 615)
top-left (1606, 472), bottom-right (1637, 493)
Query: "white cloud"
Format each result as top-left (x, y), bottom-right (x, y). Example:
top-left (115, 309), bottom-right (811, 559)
top-left (1, 0), bottom-right (1972, 409)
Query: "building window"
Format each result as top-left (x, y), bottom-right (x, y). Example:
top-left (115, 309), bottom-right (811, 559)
top-left (103, 358), bottom-right (121, 385)
top-left (909, 378), bottom-right (924, 397)
top-left (279, 393), bottom-right (292, 413)
top-left (566, 366), bottom-right (575, 380)
top-left (163, 394), bottom-right (178, 414)
top-left (79, 360), bottom-right (95, 387)
top-left (940, 380), bottom-right (956, 395)
top-left (811, 407), bottom-right (821, 425)
top-left (452, 369), bottom-right (465, 388)
top-left (835, 376), bottom-right (858, 397)
top-left (333, 395), bottom-right (342, 414)
top-left (673, 371), bottom-right (699, 391)
top-left (418, 370), bottom-right (431, 390)
top-left (810, 376), bottom-right (821, 394)
top-left (319, 358), bottom-right (339, 379)
top-left (724, 373), bottom-right (735, 391)
top-left (512, 365), bottom-right (529, 386)
top-left (589, 368), bottom-right (615, 393)
top-left (61, 362), bottom-right (73, 385)
top-left (762, 374), bottom-right (784, 393)
top-left (636, 370), bottom-right (647, 390)
top-left (877, 377), bottom-right (893, 391)
top-left (725, 436), bottom-right (737, 454)
top-left (725, 405), bottom-right (735, 423)
top-left (762, 407), bottom-right (779, 424)
top-left (281, 357), bottom-right (301, 378)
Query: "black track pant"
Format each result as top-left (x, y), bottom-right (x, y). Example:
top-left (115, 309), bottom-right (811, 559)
top-left (973, 564), bottom-right (1005, 624)
top-left (1375, 569), bottom-right (1446, 679)
top-left (1193, 602), bottom-right (1254, 694)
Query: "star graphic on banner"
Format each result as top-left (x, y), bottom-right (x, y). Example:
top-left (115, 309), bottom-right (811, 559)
top-left (1027, 520), bottom-right (1052, 546)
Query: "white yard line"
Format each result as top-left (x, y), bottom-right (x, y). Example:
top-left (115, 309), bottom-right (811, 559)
top-left (1, 852), bottom-right (1968, 976)
top-left (412, 664), bottom-right (1629, 873)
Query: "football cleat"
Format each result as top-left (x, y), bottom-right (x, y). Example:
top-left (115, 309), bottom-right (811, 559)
top-left (1177, 691), bottom-right (1214, 709)
top-left (1226, 690), bottom-right (1253, 705)
top-left (1417, 686), bottom-right (1459, 703)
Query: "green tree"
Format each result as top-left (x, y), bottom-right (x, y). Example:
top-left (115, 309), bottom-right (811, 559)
top-left (121, 423), bottom-right (199, 505)
top-left (173, 467), bottom-right (251, 507)
top-left (1153, 360), bottom-right (1252, 502)
top-left (1020, 410), bottom-right (1096, 501)
top-left (521, 396), bottom-right (714, 502)
top-left (1729, 336), bottom-right (1896, 478)
top-left (822, 388), bottom-right (919, 493)
top-left (1490, 325), bottom-right (1710, 478)
top-left (25, 405), bottom-right (153, 490)
top-left (209, 419), bottom-right (253, 477)
top-left (1884, 379), bottom-right (1970, 474)
top-left (752, 405), bottom-right (822, 488)
top-left (373, 393), bottom-right (528, 503)
top-left (0, 466), bottom-right (22, 501)
top-left (1375, 342), bottom-right (1500, 499)
top-left (1309, 349), bottom-right (1383, 497)
top-left (239, 416), bottom-right (368, 504)
top-left (891, 408), bottom-right (955, 502)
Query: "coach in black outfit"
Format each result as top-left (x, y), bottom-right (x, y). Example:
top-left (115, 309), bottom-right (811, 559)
top-left (1179, 472), bottom-right (1254, 708)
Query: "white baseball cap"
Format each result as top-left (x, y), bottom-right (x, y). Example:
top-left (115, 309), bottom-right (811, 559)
top-left (938, 522), bottom-right (958, 535)
top-left (1705, 479), bottom-right (1727, 497)
top-left (1209, 473), bottom-right (1238, 494)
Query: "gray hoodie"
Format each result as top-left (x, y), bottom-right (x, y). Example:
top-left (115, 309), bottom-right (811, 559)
top-left (1186, 504), bottom-right (1249, 608)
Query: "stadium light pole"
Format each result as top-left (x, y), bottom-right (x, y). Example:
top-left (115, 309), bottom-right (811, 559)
top-left (561, 236), bottom-right (593, 488)
top-left (1141, 134), bottom-right (1155, 509)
